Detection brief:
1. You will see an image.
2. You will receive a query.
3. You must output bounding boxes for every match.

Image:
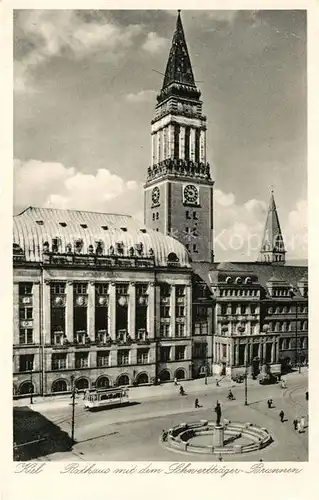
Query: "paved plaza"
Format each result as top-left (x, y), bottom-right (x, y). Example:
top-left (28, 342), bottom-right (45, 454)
top-left (14, 371), bottom-right (308, 462)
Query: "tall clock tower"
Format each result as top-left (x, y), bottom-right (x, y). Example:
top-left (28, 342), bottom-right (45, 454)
top-left (144, 11), bottom-right (214, 263)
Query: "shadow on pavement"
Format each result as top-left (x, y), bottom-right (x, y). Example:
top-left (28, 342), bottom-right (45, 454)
top-left (88, 401), bottom-right (141, 412)
top-left (13, 406), bottom-right (73, 461)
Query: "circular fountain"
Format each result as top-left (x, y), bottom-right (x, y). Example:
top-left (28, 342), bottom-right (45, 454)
top-left (161, 420), bottom-right (273, 456)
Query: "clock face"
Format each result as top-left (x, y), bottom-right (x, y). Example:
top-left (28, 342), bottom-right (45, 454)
top-left (184, 184), bottom-right (199, 204)
top-left (152, 187), bottom-right (160, 204)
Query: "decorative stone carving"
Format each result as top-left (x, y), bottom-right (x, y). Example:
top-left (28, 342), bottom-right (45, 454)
top-left (118, 296), bottom-right (128, 307)
top-left (98, 296), bottom-right (107, 306)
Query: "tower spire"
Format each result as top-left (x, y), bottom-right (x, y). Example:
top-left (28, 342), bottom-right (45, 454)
top-left (259, 190), bottom-right (286, 264)
top-left (157, 10), bottom-right (200, 103)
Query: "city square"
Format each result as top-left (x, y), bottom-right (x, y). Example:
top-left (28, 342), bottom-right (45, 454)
top-left (14, 370), bottom-right (308, 462)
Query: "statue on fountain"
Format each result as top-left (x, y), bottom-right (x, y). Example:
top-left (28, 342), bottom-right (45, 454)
top-left (215, 401), bottom-right (222, 426)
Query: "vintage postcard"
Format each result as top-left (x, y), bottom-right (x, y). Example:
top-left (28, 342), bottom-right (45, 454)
top-left (1, 0), bottom-right (318, 498)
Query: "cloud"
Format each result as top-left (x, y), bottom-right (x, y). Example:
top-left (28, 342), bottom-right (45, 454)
top-left (14, 159), bottom-right (139, 213)
top-left (213, 190), bottom-right (307, 261)
top-left (126, 90), bottom-right (157, 103)
top-left (142, 32), bottom-right (169, 53)
top-left (14, 10), bottom-right (142, 93)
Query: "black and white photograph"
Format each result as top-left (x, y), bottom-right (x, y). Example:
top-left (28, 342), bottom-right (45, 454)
top-left (11, 7), bottom-right (308, 465)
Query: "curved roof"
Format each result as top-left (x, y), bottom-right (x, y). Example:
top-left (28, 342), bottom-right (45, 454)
top-left (13, 207), bottom-right (191, 268)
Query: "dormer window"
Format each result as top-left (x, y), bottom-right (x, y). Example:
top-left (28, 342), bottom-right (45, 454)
top-left (96, 241), bottom-right (104, 256)
top-left (74, 238), bottom-right (83, 253)
top-left (101, 225), bottom-right (108, 230)
top-left (244, 277), bottom-right (252, 284)
top-left (66, 243), bottom-right (72, 253)
top-left (88, 245), bottom-right (94, 255)
top-left (121, 227), bottom-right (127, 232)
top-left (52, 237), bottom-right (61, 253)
top-left (59, 222), bottom-right (67, 228)
top-left (235, 277), bottom-right (242, 284)
top-left (35, 220), bottom-right (44, 225)
top-left (80, 224), bottom-right (88, 229)
top-left (116, 242), bottom-right (124, 254)
top-left (225, 276), bottom-right (232, 284)
top-left (140, 229), bottom-right (147, 233)
top-left (43, 241), bottom-right (50, 252)
top-left (135, 242), bottom-right (144, 255)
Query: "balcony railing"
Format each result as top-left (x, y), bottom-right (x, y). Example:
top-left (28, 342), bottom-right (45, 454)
top-left (42, 252), bottom-right (155, 268)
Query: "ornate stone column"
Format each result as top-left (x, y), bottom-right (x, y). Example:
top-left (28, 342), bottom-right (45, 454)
top-left (200, 128), bottom-right (206, 163)
top-left (168, 124), bottom-right (174, 158)
top-left (32, 282), bottom-right (40, 345)
top-left (235, 339), bottom-right (239, 366)
top-left (147, 282), bottom-right (155, 339)
top-left (157, 130), bottom-right (161, 163)
top-left (128, 282), bottom-right (136, 338)
top-left (65, 281), bottom-right (73, 343)
top-left (190, 128), bottom-right (196, 161)
top-left (185, 284), bottom-right (192, 337)
top-left (170, 285), bottom-right (176, 338)
top-left (13, 283), bottom-right (20, 346)
top-left (43, 280), bottom-right (51, 344)
top-left (108, 282), bottom-right (116, 341)
top-left (154, 284), bottom-right (161, 339)
top-left (179, 126), bottom-right (185, 160)
top-left (87, 282), bottom-right (95, 341)
top-left (151, 132), bottom-right (156, 165)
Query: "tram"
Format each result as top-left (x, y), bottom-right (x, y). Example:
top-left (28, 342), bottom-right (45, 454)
top-left (83, 387), bottom-right (129, 410)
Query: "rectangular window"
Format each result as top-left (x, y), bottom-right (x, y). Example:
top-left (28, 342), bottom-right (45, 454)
top-left (160, 323), bottom-right (170, 337)
top-left (75, 352), bottom-right (89, 368)
top-left (136, 284), bottom-right (148, 296)
top-left (160, 284), bottom-right (171, 297)
top-left (19, 329), bottom-right (33, 344)
top-left (176, 285), bottom-right (185, 297)
top-left (97, 351), bottom-right (110, 367)
top-left (118, 350), bottom-right (130, 366)
top-left (95, 283), bottom-right (108, 295)
top-left (19, 283), bottom-right (33, 295)
top-left (156, 212), bottom-right (159, 220)
top-left (231, 304), bottom-right (237, 315)
top-left (160, 305), bottom-right (170, 318)
top-left (51, 282), bottom-right (66, 294)
top-left (220, 304), bottom-right (227, 315)
top-left (160, 346), bottom-right (171, 361)
top-left (250, 305), bottom-right (256, 315)
top-left (193, 342), bottom-right (207, 358)
top-left (240, 305), bottom-right (246, 314)
top-left (74, 282), bottom-right (88, 294)
top-left (19, 354), bottom-right (34, 372)
top-left (193, 211), bottom-right (198, 220)
top-left (193, 244), bottom-right (198, 253)
top-left (176, 323), bottom-right (185, 337)
top-left (152, 213), bottom-right (155, 221)
top-left (175, 346), bottom-right (186, 360)
top-left (176, 305), bottom-right (185, 317)
top-left (19, 307), bottom-right (33, 320)
top-left (74, 308), bottom-right (87, 334)
top-left (52, 353), bottom-right (67, 370)
top-left (116, 284), bottom-right (129, 295)
top-left (137, 349), bottom-right (149, 364)
top-left (186, 210), bottom-right (191, 220)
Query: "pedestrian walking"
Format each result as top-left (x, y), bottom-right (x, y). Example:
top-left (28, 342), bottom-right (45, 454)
top-left (305, 391), bottom-right (308, 401)
top-left (279, 409), bottom-right (285, 422)
top-left (293, 418), bottom-right (298, 430)
top-left (300, 416), bottom-right (305, 432)
top-left (297, 421), bottom-right (301, 433)
top-left (195, 398), bottom-right (199, 408)
top-left (267, 398), bottom-right (273, 409)
top-left (216, 379), bottom-right (220, 387)
top-left (174, 377), bottom-right (178, 386)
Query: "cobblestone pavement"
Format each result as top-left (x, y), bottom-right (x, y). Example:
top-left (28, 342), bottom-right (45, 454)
top-left (29, 371), bottom-right (308, 462)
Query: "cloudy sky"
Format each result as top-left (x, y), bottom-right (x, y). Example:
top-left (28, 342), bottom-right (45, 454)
top-left (13, 9), bottom-right (307, 261)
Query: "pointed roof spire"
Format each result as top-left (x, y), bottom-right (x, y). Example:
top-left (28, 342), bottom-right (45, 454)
top-left (157, 10), bottom-right (200, 103)
top-left (259, 190), bottom-right (286, 264)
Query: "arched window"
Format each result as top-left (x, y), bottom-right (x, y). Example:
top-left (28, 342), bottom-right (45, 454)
top-left (117, 374), bottom-right (130, 387)
top-left (135, 373), bottom-right (149, 385)
top-left (159, 369), bottom-right (171, 382)
top-left (175, 368), bottom-right (186, 380)
top-left (96, 376), bottom-right (110, 389)
top-left (19, 381), bottom-right (34, 395)
top-left (75, 378), bottom-right (89, 390)
top-left (52, 379), bottom-right (67, 393)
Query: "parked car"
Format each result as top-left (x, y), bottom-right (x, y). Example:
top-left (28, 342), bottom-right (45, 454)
top-left (232, 374), bottom-right (245, 383)
top-left (258, 373), bottom-right (278, 385)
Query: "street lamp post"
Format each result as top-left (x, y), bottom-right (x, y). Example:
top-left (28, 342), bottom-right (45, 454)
top-left (30, 368), bottom-right (33, 405)
top-left (244, 361), bottom-right (248, 406)
top-left (70, 375), bottom-right (76, 442)
top-left (289, 289), bottom-right (300, 373)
